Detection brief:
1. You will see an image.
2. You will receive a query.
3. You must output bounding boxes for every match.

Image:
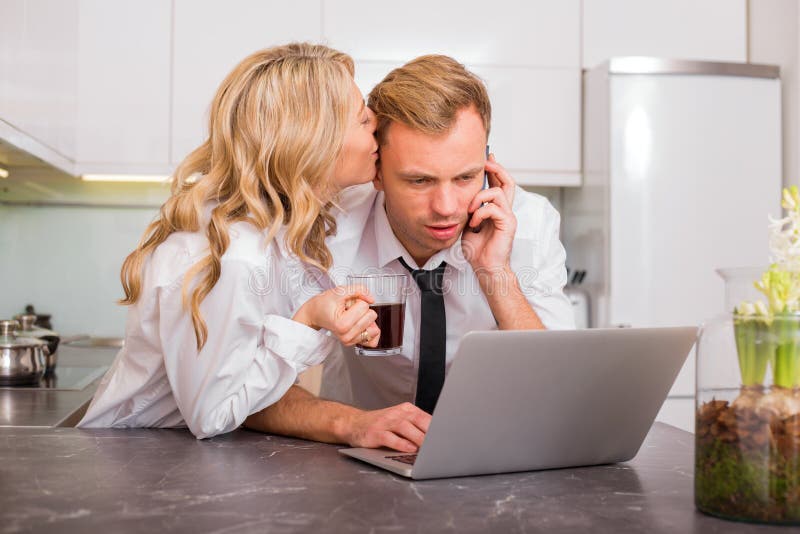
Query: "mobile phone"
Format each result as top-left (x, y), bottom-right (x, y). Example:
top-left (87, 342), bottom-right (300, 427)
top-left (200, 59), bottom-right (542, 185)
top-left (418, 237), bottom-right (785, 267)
top-left (470, 145), bottom-right (490, 233)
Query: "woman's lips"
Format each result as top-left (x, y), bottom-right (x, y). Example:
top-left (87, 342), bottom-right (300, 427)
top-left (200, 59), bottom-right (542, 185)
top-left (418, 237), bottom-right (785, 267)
top-left (426, 224), bottom-right (459, 240)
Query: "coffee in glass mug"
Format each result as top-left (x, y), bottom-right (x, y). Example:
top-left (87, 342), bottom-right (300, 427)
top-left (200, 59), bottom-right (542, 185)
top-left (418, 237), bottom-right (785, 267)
top-left (347, 273), bottom-right (409, 356)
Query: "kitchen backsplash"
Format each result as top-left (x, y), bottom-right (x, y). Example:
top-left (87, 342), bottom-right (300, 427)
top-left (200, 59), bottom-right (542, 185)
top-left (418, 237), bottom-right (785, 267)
top-left (0, 182), bottom-right (559, 337)
top-left (0, 204), bottom-right (158, 336)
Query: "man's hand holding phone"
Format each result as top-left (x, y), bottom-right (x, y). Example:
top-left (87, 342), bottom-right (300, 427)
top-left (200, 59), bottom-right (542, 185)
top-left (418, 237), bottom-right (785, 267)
top-left (461, 152), bottom-right (518, 274)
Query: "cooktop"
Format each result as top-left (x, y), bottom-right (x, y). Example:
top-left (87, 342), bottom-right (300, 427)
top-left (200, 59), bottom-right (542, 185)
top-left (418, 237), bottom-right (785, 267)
top-left (0, 366), bottom-right (107, 391)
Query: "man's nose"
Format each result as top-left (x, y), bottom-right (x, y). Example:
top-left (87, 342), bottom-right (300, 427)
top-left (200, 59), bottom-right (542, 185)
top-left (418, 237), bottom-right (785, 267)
top-left (430, 184), bottom-right (458, 219)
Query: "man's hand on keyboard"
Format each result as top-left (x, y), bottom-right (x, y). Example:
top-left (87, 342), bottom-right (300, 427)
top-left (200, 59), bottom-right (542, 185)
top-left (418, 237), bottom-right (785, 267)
top-left (341, 402), bottom-right (431, 453)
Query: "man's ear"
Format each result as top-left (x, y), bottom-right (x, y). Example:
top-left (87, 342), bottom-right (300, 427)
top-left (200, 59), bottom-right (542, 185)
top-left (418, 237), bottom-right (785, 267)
top-left (373, 164), bottom-right (385, 191)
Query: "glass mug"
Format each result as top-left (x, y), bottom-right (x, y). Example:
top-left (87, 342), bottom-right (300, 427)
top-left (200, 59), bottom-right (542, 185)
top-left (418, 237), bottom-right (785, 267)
top-left (347, 273), bottom-right (408, 356)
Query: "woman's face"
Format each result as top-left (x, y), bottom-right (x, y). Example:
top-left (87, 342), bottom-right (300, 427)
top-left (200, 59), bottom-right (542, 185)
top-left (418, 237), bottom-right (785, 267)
top-left (331, 82), bottom-right (379, 190)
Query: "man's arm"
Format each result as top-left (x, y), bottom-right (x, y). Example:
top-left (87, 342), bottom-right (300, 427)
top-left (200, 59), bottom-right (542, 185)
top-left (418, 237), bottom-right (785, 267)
top-left (476, 266), bottom-right (545, 330)
top-left (243, 385), bottom-right (431, 453)
top-left (463, 155), bottom-right (546, 330)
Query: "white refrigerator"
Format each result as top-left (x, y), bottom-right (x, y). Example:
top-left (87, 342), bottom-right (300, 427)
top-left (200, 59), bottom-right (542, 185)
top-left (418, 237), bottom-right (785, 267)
top-left (563, 58), bottom-right (782, 432)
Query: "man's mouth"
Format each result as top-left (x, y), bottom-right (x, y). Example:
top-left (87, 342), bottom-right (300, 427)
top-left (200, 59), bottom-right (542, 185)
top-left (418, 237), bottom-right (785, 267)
top-left (425, 223), bottom-right (460, 241)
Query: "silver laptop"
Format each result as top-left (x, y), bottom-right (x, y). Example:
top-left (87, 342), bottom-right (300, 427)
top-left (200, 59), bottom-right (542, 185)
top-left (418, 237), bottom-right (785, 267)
top-left (339, 326), bottom-right (696, 479)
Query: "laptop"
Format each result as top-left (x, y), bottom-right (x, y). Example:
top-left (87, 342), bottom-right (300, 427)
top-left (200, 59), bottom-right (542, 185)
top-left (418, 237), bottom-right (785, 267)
top-left (339, 326), bottom-right (696, 479)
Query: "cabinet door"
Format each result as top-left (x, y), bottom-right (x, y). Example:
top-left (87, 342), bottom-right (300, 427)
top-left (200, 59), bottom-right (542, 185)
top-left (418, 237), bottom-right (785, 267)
top-left (1, 0), bottom-right (78, 161)
top-left (352, 62), bottom-right (400, 100)
top-left (355, 63), bottom-right (581, 187)
top-left (583, 0), bottom-right (747, 68)
top-left (0, 0), bottom-right (27, 136)
top-left (324, 0), bottom-right (580, 68)
top-left (471, 66), bottom-right (581, 186)
top-left (0, 0), bottom-right (27, 142)
top-left (75, 0), bottom-right (171, 173)
top-left (171, 0), bottom-right (322, 165)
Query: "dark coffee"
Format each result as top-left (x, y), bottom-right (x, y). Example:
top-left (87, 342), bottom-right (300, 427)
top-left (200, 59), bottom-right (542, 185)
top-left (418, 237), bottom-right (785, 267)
top-left (359, 303), bottom-right (405, 350)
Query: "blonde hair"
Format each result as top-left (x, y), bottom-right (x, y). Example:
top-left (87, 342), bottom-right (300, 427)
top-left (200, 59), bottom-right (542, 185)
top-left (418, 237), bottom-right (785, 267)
top-left (120, 43), bottom-right (355, 350)
top-left (368, 54), bottom-right (491, 143)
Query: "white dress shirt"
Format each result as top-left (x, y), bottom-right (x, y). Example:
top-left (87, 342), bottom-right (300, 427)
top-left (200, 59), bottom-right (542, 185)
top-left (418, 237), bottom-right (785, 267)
top-left (319, 184), bottom-right (575, 410)
top-left (78, 221), bottom-right (335, 438)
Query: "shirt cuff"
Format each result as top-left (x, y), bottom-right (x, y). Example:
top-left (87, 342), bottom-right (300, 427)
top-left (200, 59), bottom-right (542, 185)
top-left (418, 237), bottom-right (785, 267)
top-left (262, 314), bottom-right (335, 367)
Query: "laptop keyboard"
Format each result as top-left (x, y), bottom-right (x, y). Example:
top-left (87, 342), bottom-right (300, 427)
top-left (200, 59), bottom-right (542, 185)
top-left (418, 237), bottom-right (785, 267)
top-left (386, 454), bottom-right (417, 465)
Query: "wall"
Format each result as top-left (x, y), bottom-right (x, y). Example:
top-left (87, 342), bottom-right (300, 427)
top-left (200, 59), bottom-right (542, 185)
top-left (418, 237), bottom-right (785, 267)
top-left (0, 204), bottom-right (157, 336)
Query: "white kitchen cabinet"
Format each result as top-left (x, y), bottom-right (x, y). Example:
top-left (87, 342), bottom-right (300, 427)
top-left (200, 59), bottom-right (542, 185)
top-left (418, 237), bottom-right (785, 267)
top-left (352, 62), bottom-right (401, 101)
top-left (323, 0), bottom-right (580, 68)
top-left (1, 0), bottom-right (78, 162)
top-left (0, 0), bottom-right (26, 135)
top-left (75, 0), bottom-right (171, 173)
top-left (171, 0), bottom-right (323, 165)
top-left (583, 0), bottom-right (747, 68)
top-left (471, 66), bottom-right (581, 186)
top-left (356, 62), bottom-right (582, 187)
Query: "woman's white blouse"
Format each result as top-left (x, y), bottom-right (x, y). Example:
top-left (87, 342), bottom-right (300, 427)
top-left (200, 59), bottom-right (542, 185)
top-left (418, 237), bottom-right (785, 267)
top-left (78, 222), bottom-right (335, 438)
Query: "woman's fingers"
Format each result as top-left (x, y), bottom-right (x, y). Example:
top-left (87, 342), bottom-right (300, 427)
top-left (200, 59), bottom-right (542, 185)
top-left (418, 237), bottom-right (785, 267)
top-left (341, 307), bottom-right (380, 346)
top-left (362, 323), bottom-right (381, 348)
top-left (338, 284), bottom-right (374, 308)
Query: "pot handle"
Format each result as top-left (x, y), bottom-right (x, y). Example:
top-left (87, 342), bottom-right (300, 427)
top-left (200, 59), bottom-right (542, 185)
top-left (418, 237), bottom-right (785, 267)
top-left (0, 320), bottom-right (20, 337)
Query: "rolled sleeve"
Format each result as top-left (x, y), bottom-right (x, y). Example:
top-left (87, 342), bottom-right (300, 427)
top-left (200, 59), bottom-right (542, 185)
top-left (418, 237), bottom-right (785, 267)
top-left (159, 259), bottom-right (337, 439)
top-left (262, 314), bottom-right (335, 368)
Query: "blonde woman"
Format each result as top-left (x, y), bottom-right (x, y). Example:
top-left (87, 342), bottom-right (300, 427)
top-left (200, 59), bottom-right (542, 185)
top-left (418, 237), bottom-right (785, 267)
top-left (78, 43), bottom-right (381, 439)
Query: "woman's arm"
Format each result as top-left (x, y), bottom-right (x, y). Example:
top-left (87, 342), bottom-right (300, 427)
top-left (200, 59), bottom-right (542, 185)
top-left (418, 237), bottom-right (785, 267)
top-left (159, 259), bottom-right (335, 439)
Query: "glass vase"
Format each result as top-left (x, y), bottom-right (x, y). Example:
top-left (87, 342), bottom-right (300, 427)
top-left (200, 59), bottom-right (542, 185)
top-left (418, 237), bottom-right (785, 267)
top-left (695, 312), bottom-right (800, 524)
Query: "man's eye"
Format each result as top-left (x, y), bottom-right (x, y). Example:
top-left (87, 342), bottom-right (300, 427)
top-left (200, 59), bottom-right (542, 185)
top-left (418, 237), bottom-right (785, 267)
top-left (411, 178), bottom-right (428, 185)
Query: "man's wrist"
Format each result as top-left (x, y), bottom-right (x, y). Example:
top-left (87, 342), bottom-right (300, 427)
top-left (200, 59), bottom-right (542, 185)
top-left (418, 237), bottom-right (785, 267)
top-left (475, 264), bottom-right (517, 297)
top-left (330, 405), bottom-right (360, 445)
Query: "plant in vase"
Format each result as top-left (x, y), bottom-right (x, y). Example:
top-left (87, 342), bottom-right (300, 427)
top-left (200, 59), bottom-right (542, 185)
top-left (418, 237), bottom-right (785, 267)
top-left (696, 187), bottom-right (800, 523)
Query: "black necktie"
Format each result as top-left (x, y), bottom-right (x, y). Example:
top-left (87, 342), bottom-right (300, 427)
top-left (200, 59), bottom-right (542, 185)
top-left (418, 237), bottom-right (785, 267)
top-left (399, 258), bottom-right (447, 414)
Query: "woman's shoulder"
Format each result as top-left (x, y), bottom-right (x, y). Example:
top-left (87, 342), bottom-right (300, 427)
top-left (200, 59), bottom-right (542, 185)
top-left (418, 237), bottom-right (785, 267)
top-left (146, 230), bottom-right (210, 287)
top-left (224, 220), bottom-right (283, 264)
top-left (144, 219), bottom-right (290, 290)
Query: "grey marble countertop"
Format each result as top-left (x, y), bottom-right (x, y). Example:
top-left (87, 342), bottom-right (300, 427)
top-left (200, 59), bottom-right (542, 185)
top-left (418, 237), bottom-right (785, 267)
top-left (0, 345), bottom-right (117, 427)
top-left (0, 422), bottom-right (789, 533)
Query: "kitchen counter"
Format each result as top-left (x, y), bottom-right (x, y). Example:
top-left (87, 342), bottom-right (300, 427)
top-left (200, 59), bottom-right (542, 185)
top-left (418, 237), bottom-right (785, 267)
top-left (0, 345), bottom-right (117, 427)
top-left (0, 423), bottom-right (788, 533)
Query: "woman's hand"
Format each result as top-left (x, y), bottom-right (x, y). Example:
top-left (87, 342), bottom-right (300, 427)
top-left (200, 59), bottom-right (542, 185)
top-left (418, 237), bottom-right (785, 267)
top-left (292, 286), bottom-right (381, 347)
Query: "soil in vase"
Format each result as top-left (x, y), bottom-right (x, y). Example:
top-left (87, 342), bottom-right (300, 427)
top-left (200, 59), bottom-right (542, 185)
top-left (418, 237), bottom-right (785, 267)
top-left (696, 386), bottom-right (800, 524)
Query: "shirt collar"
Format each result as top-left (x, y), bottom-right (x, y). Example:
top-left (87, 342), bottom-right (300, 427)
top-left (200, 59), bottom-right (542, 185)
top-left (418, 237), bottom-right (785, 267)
top-left (373, 192), bottom-right (468, 273)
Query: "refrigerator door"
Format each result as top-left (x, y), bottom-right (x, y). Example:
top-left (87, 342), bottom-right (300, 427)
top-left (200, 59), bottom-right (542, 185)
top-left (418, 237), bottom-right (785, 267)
top-left (608, 73), bottom-right (781, 397)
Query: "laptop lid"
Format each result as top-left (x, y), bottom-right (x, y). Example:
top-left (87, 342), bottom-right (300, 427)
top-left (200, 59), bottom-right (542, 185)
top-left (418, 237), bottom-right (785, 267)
top-left (410, 326), bottom-right (696, 479)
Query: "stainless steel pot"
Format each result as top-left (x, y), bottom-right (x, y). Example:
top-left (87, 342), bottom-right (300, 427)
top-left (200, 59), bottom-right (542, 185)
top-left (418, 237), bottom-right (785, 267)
top-left (0, 320), bottom-right (49, 385)
top-left (17, 314), bottom-right (59, 373)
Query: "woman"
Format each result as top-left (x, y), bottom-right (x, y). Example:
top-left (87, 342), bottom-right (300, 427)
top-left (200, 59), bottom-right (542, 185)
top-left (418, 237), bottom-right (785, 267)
top-left (78, 43), bottom-right (381, 438)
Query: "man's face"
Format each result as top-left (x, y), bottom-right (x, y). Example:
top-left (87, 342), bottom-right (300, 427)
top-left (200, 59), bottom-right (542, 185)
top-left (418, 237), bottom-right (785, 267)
top-left (375, 106), bottom-right (487, 266)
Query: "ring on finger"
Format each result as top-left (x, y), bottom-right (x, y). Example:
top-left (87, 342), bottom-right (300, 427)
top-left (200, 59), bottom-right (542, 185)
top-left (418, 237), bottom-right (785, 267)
top-left (360, 330), bottom-right (369, 344)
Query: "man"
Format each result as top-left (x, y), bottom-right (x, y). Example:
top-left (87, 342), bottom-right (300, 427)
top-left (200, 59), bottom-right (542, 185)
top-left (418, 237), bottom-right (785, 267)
top-left (244, 55), bottom-right (574, 452)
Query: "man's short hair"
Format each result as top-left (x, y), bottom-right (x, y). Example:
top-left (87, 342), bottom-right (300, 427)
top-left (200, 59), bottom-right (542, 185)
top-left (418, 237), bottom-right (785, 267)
top-left (367, 55), bottom-right (491, 144)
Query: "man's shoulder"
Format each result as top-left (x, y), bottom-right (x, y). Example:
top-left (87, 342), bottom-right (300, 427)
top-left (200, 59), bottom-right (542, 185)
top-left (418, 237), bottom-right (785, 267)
top-left (328, 184), bottom-right (379, 267)
top-left (511, 186), bottom-right (560, 238)
top-left (335, 183), bottom-right (378, 214)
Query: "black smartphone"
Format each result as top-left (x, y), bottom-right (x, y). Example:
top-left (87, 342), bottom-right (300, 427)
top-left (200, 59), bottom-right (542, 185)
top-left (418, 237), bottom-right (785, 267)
top-left (470, 145), bottom-right (490, 233)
